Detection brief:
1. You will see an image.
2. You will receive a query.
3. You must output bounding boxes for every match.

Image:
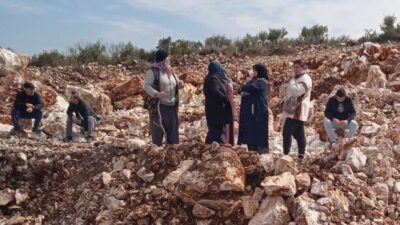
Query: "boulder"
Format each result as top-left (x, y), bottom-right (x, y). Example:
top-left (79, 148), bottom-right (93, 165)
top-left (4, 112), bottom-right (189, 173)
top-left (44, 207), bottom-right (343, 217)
top-left (241, 196), bottom-right (259, 219)
top-left (36, 84), bottom-right (58, 108)
top-left (136, 167), bottom-right (155, 183)
top-left (0, 48), bottom-right (29, 71)
top-left (295, 173), bottom-right (311, 191)
top-left (274, 155), bottom-right (297, 175)
top-left (259, 154), bottom-right (276, 174)
top-left (248, 196), bottom-right (290, 225)
top-left (113, 95), bottom-right (143, 110)
top-left (360, 123), bottom-right (380, 137)
top-left (345, 148), bottom-right (367, 172)
top-left (0, 123), bottom-right (13, 138)
top-left (192, 203), bottom-right (216, 219)
top-left (15, 189), bottom-right (29, 205)
top-left (373, 183), bottom-right (389, 203)
top-left (174, 149), bottom-right (245, 202)
top-left (329, 190), bottom-right (350, 212)
top-left (163, 160), bottom-right (194, 189)
top-left (66, 85), bottom-right (113, 116)
top-left (311, 178), bottom-right (328, 197)
top-left (261, 172), bottom-right (296, 197)
top-left (366, 65), bottom-right (387, 89)
top-left (394, 181), bottom-right (400, 193)
top-left (103, 195), bottom-right (126, 210)
top-left (110, 76), bottom-right (143, 101)
top-left (291, 194), bottom-right (323, 225)
top-left (179, 83), bottom-right (197, 104)
top-left (0, 188), bottom-right (15, 206)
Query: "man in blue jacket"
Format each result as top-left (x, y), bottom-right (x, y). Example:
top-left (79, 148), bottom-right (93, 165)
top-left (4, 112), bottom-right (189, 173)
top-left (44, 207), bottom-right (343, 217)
top-left (324, 88), bottom-right (358, 144)
top-left (10, 82), bottom-right (43, 135)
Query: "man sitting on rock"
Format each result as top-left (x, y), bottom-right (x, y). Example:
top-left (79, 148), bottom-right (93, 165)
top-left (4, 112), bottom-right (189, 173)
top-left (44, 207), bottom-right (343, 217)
top-left (324, 88), bottom-right (358, 145)
top-left (10, 82), bottom-right (43, 135)
top-left (65, 91), bottom-right (99, 143)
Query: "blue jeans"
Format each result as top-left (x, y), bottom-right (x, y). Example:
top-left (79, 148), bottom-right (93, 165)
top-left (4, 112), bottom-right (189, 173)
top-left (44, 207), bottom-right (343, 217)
top-left (324, 118), bottom-right (358, 143)
top-left (11, 108), bottom-right (43, 130)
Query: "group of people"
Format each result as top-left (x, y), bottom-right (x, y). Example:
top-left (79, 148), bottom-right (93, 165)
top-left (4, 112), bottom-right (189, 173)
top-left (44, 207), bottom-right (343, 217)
top-left (143, 49), bottom-right (359, 160)
top-left (10, 82), bottom-right (99, 143)
top-left (9, 49), bottom-right (359, 158)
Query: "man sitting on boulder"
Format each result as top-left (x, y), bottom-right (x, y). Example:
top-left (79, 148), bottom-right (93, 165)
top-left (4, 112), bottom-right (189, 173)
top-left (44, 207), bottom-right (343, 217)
top-left (10, 82), bottom-right (43, 135)
top-left (324, 88), bottom-right (358, 145)
top-left (65, 91), bottom-right (99, 143)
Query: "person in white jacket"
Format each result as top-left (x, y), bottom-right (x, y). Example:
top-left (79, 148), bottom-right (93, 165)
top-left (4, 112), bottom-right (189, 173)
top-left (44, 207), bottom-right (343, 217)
top-left (282, 60), bottom-right (312, 160)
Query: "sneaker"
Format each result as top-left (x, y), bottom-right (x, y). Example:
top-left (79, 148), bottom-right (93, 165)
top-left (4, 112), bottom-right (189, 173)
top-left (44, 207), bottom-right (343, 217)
top-left (63, 136), bottom-right (73, 143)
top-left (32, 128), bottom-right (42, 135)
top-left (9, 127), bottom-right (22, 136)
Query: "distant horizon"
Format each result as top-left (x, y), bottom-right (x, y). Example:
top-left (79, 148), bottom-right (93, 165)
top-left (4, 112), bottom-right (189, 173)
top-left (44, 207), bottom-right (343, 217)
top-left (1, 0), bottom-right (399, 55)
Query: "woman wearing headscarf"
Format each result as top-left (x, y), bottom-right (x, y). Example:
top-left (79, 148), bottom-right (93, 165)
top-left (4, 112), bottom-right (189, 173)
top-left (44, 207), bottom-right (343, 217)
top-left (203, 60), bottom-right (233, 144)
top-left (237, 64), bottom-right (269, 153)
top-left (144, 49), bottom-right (181, 146)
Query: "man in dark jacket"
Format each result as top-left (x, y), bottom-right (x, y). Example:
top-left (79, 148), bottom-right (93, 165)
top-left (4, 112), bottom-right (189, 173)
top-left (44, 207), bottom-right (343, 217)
top-left (203, 60), bottom-right (233, 144)
top-left (11, 82), bottom-right (43, 135)
top-left (324, 88), bottom-right (358, 144)
top-left (65, 91), bottom-right (99, 142)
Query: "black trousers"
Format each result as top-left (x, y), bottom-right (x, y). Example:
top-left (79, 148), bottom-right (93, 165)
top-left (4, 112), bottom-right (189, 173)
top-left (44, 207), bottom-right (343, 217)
top-left (283, 118), bottom-right (306, 159)
top-left (205, 124), bottom-right (224, 144)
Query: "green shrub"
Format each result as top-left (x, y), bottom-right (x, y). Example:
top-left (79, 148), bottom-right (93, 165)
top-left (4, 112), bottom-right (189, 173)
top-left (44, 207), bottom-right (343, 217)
top-left (300, 24), bottom-right (328, 43)
top-left (30, 50), bottom-right (66, 67)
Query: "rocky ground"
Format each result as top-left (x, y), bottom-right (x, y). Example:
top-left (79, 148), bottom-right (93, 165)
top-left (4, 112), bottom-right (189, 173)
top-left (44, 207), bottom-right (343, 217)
top-left (1, 43), bottom-right (400, 225)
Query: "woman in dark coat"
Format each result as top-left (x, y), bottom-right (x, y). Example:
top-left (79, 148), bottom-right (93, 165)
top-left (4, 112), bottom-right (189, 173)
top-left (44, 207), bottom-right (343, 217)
top-left (237, 64), bottom-right (269, 153)
top-left (203, 60), bottom-right (233, 144)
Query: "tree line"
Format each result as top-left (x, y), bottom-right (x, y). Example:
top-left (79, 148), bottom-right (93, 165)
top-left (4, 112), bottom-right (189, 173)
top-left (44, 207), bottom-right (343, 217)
top-left (26, 15), bottom-right (400, 67)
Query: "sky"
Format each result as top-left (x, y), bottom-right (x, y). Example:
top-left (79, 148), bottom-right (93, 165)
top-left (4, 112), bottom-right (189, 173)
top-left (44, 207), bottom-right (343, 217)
top-left (0, 0), bottom-right (399, 55)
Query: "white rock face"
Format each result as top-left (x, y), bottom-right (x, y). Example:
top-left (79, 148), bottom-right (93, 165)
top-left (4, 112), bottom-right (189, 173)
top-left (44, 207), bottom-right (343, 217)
top-left (136, 167), bottom-right (155, 183)
top-left (261, 172), bottom-right (296, 197)
top-left (345, 148), bottom-right (367, 172)
top-left (163, 160), bottom-right (194, 189)
top-left (259, 154), bottom-right (276, 174)
top-left (394, 182), bottom-right (400, 193)
top-left (0, 189), bottom-right (15, 206)
top-left (15, 189), bottom-right (29, 205)
top-left (0, 48), bottom-right (24, 71)
top-left (248, 196), bottom-right (290, 225)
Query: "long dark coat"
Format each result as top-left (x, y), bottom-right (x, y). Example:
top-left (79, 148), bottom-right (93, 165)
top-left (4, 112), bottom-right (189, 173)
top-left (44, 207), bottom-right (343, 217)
top-left (203, 74), bottom-right (233, 126)
top-left (237, 78), bottom-right (269, 149)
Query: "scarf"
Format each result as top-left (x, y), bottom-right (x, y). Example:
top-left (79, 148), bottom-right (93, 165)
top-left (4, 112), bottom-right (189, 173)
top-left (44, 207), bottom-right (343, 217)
top-left (208, 60), bottom-right (228, 81)
top-left (152, 61), bottom-right (173, 76)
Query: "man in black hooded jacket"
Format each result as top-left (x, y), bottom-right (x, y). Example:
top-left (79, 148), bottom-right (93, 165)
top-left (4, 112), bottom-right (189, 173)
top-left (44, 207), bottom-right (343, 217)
top-left (11, 82), bottom-right (43, 135)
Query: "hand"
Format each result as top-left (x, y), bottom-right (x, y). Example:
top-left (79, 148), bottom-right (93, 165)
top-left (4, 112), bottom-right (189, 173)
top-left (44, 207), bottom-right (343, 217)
top-left (26, 103), bottom-right (33, 108)
top-left (155, 92), bottom-right (166, 98)
top-left (72, 116), bottom-right (81, 124)
top-left (333, 118), bottom-right (340, 125)
top-left (26, 108), bottom-right (33, 113)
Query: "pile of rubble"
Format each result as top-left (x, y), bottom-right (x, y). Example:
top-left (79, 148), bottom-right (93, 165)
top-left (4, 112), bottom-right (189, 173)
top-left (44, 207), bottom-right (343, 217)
top-left (1, 42), bottom-right (400, 224)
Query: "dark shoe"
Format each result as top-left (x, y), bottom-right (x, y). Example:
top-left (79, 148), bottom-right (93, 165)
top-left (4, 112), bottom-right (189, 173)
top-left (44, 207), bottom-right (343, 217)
top-left (32, 128), bottom-right (42, 135)
top-left (9, 127), bottom-right (22, 136)
top-left (63, 136), bottom-right (73, 143)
